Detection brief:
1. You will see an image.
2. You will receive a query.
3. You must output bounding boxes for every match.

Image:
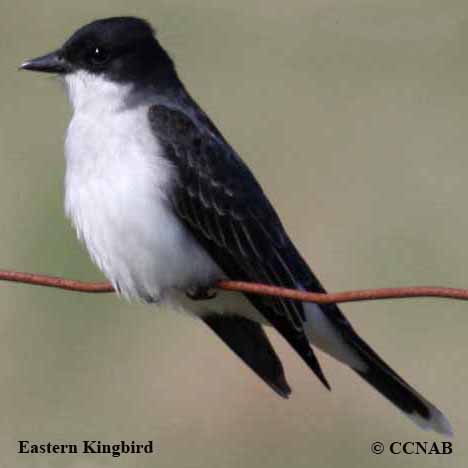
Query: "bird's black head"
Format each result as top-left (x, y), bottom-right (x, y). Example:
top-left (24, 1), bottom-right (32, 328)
top-left (21, 17), bottom-right (177, 85)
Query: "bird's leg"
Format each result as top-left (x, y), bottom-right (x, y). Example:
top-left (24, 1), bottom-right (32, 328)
top-left (186, 285), bottom-right (217, 301)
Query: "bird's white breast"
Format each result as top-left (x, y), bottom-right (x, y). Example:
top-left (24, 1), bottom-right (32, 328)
top-left (64, 72), bottom-right (222, 301)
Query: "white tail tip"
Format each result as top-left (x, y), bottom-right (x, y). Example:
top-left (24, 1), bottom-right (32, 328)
top-left (408, 405), bottom-right (453, 437)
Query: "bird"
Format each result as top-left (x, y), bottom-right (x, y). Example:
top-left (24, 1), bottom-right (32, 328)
top-left (20, 16), bottom-right (452, 435)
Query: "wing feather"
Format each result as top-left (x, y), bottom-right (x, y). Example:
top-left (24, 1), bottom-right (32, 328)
top-left (149, 103), bottom-right (330, 388)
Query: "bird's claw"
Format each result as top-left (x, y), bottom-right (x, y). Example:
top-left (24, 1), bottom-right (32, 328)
top-left (186, 286), bottom-right (217, 301)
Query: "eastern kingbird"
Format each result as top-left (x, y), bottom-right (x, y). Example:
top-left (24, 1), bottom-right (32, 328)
top-left (21, 17), bottom-right (452, 435)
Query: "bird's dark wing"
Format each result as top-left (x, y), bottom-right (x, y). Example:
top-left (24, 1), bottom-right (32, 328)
top-left (203, 314), bottom-right (291, 398)
top-left (149, 103), bottom-right (330, 390)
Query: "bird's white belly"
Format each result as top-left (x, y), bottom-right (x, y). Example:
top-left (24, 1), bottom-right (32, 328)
top-left (64, 103), bottom-right (222, 301)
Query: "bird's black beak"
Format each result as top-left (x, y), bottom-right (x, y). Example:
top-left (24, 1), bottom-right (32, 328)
top-left (20, 50), bottom-right (69, 74)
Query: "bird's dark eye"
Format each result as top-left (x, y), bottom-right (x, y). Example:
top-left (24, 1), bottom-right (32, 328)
top-left (89, 46), bottom-right (109, 65)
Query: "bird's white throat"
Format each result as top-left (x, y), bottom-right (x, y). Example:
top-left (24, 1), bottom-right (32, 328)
top-left (65, 70), bottom-right (130, 112)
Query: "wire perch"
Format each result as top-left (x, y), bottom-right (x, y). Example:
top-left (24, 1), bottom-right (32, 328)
top-left (0, 269), bottom-right (467, 304)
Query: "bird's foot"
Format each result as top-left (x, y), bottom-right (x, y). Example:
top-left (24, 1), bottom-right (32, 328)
top-left (186, 286), bottom-right (217, 301)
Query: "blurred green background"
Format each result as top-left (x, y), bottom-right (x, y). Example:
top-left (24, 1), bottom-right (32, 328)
top-left (1, 1), bottom-right (468, 467)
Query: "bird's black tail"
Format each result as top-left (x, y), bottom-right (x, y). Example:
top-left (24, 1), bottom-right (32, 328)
top-left (301, 295), bottom-right (452, 435)
top-left (344, 327), bottom-right (452, 435)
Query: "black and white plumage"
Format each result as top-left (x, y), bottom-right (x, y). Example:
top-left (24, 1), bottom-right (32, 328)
top-left (21, 17), bottom-right (452, 435)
